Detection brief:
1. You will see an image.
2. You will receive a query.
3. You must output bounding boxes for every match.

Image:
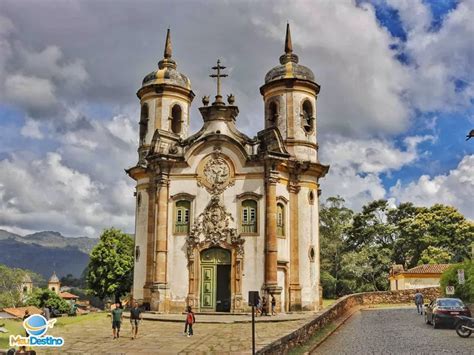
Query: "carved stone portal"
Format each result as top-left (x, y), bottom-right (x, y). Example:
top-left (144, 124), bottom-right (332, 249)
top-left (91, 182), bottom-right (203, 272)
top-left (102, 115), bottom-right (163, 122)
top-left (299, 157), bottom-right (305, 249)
top-left (187, 195), bottom-right (244, 258)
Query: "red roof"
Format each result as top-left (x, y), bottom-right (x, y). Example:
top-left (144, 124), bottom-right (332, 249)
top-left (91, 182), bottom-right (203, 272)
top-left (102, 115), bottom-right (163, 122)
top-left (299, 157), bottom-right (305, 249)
top-left (2, 306), bottom-right (42, 318)
top-left (404, 264), bottom-right (451, 274)
top-left (59, 291), bottom-right (79, 299)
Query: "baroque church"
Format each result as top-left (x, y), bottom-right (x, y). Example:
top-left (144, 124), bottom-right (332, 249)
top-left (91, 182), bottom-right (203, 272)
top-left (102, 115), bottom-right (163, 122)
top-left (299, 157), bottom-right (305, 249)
top-left (127, 24), bottom-right (329, 313)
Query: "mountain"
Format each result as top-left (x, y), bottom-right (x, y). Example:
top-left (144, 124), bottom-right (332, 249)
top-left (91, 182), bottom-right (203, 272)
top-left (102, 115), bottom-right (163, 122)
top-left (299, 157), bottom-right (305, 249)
top-left (0, 229), bottom-right (99, 279)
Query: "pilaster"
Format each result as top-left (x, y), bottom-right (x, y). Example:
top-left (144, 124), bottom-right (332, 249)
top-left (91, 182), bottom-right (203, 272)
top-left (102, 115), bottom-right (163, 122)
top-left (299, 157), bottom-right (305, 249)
top-left (264, 165), bottom-right (279, 290)
top-left (288, 176), bottom-right (302, 311)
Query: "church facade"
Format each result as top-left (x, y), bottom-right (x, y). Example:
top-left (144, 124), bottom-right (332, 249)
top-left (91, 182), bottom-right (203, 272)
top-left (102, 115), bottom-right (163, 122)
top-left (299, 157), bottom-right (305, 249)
top-left (127, 25), bottom-right (329, 313)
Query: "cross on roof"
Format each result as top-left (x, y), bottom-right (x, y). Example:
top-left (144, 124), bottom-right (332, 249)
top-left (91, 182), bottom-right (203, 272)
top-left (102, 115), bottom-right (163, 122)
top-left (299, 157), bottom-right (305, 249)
top-left (209, 59), bottom-right (228, 105)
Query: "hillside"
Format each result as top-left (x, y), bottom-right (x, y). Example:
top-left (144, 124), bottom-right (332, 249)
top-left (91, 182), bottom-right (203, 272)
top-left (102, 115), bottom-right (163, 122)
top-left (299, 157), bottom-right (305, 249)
top-left (0, 229), bottom-right (98, 278)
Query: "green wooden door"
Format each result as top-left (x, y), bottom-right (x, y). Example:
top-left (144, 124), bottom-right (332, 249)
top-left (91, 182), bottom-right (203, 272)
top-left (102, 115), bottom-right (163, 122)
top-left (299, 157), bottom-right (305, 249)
top-left (200, 265), bottom-right (216, 310)
top-left (200, 248), bottom-right (231, 311)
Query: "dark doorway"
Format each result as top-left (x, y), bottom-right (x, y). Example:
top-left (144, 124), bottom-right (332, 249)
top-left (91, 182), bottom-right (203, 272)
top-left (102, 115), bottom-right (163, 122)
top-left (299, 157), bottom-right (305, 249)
top-left (216, 264), bottom-right (231, 312)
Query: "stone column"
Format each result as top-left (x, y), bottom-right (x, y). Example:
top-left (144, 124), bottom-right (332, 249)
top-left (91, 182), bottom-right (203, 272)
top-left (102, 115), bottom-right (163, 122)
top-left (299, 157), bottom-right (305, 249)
top-left (151, 173), bottom-right (170, 311)
top-left (143, 183), bottom-right (156, 304)
top-left (288, 178), bottom-right (302, 311)
top-left (264, 166), bottom-right (282, 307)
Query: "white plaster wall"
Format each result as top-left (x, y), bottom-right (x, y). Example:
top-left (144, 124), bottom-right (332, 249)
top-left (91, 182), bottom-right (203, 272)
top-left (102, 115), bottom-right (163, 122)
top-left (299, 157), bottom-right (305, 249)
top-left (298, 185), bottom-right (319, 309)
top-left (133, 187), bottom-right (149, 300)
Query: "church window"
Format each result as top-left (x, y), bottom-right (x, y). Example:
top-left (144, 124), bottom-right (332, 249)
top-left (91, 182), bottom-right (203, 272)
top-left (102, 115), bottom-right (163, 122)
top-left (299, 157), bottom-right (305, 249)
top-left (269, 101), bottom-right (279, 126)
top-left (308, 190), bottom-right (315, 205)
top-left (241, 200), bottom-right (257, 234)
top-left (175, 200), bottom-right (190, 233)
top-left (171, 104), bottom-right (182, 134)
top-left (139, 103), bottom-right (149, 144)
top-left (23, 286), bottom-right (28, 293)
top-left (277, 203), bottom-right (285, 237)
top-left (135, 246), bottom-right (140, 262)
top-left (301, 100), bottom-right (314, 134)
top-left (309, 246), bottom-right (315, 262)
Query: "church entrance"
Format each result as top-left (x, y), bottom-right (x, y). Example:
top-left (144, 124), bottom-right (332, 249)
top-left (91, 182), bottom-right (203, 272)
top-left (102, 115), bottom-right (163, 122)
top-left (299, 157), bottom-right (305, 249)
top-left (200, 247), bottom-right (231, 312)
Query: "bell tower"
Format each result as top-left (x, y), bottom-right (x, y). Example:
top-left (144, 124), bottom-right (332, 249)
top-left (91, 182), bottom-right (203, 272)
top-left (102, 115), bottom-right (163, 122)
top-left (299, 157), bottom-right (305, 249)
top-left (136, 29), bottom-right (195, 161)
top-left (260, 24), bottom-right (320, 163)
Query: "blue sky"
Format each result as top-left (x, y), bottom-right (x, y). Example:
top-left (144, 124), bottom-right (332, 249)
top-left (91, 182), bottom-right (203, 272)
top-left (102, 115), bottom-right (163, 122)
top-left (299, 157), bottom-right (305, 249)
top-left (0, 0), bottom-right (472, 237)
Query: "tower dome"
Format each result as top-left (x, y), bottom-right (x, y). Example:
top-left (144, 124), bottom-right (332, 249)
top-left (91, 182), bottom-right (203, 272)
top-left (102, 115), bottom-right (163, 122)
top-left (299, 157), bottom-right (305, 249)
top-left (49, 271), bottom-right (60, 283)
top-left (141, 29), bottom-right (191, 90)
top-left (264, 23), bottom-right (315, 84)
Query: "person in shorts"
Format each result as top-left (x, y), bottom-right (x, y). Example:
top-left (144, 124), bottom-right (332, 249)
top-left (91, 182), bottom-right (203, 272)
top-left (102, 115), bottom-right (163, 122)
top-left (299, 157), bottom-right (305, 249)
top-left (130, 301), bottom-right (142, 340)
top-left (111, 302), bottom-right (123, 339)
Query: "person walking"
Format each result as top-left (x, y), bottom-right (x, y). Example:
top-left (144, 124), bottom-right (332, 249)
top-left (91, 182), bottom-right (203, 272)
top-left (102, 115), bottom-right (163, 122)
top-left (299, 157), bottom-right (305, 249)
top-left (261, 296), bottom-right (268, 316)
top-left (111, 302), bottom-right (123, 339)
top-left (42, 306), bottom-right (50, 321)
top-left (22, 310), bottom-right (30, 337)
top-left (271, 294), bottom-right (276, 316)
top-left (184, 306), bottom-right (195, 337)
top-left (414, 290), bottom-right (424, 315)
top-left (130, 302), bottom-right (142, 340)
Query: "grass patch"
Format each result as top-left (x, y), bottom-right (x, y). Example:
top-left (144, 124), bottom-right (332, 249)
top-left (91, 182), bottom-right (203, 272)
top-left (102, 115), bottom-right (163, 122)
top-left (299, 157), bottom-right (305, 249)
top-left (0, 319), bottom-right (24, 350)
top-left (0, 313), bottom-right (106, 350)
top-left (289, 321), bottom-right (337, 355)
top-left (322, 299), bottom-right (337, 309)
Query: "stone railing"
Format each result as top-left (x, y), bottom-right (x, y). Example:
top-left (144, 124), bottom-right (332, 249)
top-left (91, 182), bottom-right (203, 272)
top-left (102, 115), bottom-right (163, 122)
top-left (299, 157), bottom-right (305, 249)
top-left (257, 287), bottom-right (441, 354)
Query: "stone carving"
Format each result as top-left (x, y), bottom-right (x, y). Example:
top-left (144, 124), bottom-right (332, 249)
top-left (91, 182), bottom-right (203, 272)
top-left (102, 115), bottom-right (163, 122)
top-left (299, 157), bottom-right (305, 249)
top-left (197, 147), bottom-right (234, 194)
top-left (187, 195), bottom-right (244, 258)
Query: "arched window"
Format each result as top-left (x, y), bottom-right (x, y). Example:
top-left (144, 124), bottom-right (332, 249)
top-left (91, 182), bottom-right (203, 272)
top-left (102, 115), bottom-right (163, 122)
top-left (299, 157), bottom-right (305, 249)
top-left (175, 200), bottom-right (191, 233)
top-left (301, 100), bottom-right (314, 133)
top-left (269, 101), bottom-right (279, 126)
top-left (277, 203), bottom-right (285, 237)
top-left (241, 200), bottom-right (257, 233)
top-left (23, 286), bottom-right (28, 293)
top-left (139, 103), bottom-right (149, 143)
top-left (171, 105), bottom-right (182, 134)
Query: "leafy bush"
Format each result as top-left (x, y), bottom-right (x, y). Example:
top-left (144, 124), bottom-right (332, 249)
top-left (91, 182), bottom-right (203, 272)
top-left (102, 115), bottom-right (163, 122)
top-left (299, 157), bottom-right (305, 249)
top-left (440, 260), bottom-right (473, 303)
top-left (26, 288), bottom-right (70, 314)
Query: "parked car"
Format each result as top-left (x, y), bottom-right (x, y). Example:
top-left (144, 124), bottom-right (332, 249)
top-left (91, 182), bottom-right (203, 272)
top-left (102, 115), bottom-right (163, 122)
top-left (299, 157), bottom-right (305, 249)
top-left (425, 298), bottom-right (472, 329)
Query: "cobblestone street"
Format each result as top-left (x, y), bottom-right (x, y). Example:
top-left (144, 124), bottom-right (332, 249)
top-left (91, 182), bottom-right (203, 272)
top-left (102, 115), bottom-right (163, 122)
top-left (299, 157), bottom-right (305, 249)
top-left (44, 312), bottom-right (314, 354)
top-left (315, 307), bottom-right (473, 355)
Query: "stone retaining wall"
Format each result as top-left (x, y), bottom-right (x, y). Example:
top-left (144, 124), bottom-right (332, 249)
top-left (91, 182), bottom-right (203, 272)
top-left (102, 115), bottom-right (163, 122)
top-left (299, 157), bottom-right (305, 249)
top-left (257, 287), bottom-right (441, 354)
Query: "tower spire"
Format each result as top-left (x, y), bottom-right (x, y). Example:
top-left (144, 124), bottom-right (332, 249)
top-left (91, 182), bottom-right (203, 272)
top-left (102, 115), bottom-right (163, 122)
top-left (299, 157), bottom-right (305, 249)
top-left (280, 23), bottom-right (298, 65)
top-left (164, 28), bottom-right (172, 59)
top-left (158, 28), bottom-right (176, 69)
top-left (285, 22), bottom-right (292, 54)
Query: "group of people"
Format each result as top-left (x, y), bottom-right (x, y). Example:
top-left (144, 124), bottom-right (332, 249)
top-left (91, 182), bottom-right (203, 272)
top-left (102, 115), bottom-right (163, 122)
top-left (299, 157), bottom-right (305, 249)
top-left (255, 294), bottom-right (276, 316)
top-left (110, 302), bottom-right (196, 339)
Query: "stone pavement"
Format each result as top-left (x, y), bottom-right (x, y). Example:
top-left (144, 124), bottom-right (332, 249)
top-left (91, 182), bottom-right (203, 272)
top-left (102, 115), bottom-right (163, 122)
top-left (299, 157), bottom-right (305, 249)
top-left (314, 307), bottom-right (473, 355)
top-left (44, 312), bottom-right (317, 354)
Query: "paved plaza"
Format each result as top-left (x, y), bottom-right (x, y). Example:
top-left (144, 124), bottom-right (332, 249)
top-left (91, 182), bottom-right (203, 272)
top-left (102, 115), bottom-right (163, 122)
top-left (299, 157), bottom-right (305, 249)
top-left (315, 307), bottom-right (473, 355)
top-left (45, 312), bottom-right (315, 354)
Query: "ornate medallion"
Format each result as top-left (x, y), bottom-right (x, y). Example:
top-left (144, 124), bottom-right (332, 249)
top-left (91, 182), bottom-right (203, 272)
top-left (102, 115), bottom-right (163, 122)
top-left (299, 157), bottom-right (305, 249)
top-left (197, 146), bottom-right (234, 194)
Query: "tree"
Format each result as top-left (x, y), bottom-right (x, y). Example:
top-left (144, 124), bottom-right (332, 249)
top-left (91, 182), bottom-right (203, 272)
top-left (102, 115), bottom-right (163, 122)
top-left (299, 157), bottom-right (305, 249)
top-left (418, 246), bottom-right (453, 265)
top-left (26, 289), bottom-right (70, 313)
top-left (440, 261), bottom-right (474, 303)
top-left (0, 264), bottom-right (27, 308)
top-left (319, 196), bottom-right (353, 298)
top-left (87, 228), bottom-right (134, 301)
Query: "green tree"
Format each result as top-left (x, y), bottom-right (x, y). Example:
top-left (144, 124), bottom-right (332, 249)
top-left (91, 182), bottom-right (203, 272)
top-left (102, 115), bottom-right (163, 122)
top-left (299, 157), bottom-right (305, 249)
top-left (339, 246), bottom-right (391, 293)
top-left (346, 200), bottom-right (394, 251)
top-left (0, 264), bottom-right (27, 308)
top-left (440, 261), bottom-right (474, 303)
top-left (319, 196), bottom-right (353, 298)
top-left (418, 246), bottom-right (453, 265)
top-left (87, 228), bottom-right (134, 301)
top-left (25, 288), bottom-right (70, 313)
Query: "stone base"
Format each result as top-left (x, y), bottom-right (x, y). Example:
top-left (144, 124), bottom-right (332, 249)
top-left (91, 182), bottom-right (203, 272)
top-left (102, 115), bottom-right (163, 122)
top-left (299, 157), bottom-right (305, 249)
top-left (264, 284), bottom-right (283, 313)
top-left (150, 283), bottom-right (169, 312)
top-left (289, 285), bottom-right (302, 311)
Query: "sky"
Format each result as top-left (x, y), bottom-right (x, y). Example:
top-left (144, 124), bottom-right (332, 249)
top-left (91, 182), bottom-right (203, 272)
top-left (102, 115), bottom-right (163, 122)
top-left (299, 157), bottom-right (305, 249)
top-left (0, 0), bottom-right (472, 238)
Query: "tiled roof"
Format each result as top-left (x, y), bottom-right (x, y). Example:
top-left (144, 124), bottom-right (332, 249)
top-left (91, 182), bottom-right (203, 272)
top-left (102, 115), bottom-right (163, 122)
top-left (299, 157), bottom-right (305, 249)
top-left (59, 291), bottom-right (79, 299)
top-left (405, 264), bottom-right (451, 274)
top-left (1, 306), bottom-right (42, 318)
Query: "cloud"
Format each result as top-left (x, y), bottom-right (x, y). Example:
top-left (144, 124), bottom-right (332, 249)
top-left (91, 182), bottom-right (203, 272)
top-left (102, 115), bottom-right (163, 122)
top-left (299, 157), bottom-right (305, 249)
top-left (20, 119), bottom-right (43, 139)
top-left (390, 154), bottom-right (474, 219)
top-left (320, 134), bottom-right (433, 210)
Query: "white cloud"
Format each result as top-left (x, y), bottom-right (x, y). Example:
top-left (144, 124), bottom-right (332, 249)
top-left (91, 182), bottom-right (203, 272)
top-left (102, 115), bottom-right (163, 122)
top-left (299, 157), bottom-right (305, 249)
top-left (390, 155), bottom-right (474, 219)
top-left (320, 134), bottom-right (433, 210)
top-left (20, 119), bottom-right (44, 139)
